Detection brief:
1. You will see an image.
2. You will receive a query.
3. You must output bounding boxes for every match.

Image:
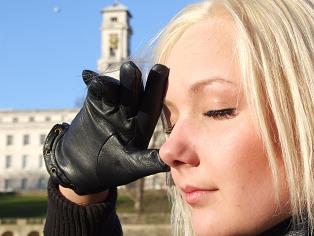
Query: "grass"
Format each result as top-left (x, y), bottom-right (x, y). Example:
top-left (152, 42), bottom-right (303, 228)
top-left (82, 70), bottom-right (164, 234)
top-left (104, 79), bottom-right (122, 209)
top-left (0, 192), bottom-right (48, 218)
top-left (0, 189), bottom-right (170, 218)
top-left (117, 189), bottom-right (171, 213)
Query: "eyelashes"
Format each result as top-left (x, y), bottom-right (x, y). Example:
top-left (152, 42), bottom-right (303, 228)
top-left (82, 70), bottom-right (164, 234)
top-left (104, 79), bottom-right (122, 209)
top-left (163, 108), bottom-right (237, 135)
top-left (204, 108), bottom-right (237, 120)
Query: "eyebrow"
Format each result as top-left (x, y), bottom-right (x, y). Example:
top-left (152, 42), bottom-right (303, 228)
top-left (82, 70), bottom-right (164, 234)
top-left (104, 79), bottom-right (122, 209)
top-left (189, 77), bottom-right (235, 94)
top-left (164, 77), bottom-right (238, 108)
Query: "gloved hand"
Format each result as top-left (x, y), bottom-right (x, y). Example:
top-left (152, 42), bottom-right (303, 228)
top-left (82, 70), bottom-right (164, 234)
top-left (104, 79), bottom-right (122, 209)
top-left (43, 61), bottom-right (170, 195)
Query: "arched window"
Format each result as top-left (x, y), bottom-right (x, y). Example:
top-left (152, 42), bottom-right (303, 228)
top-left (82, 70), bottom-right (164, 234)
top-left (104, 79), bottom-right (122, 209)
top-left (28, 231), bottom-right (40, 236)
top-left (2, 231), bottom-right (13, 236)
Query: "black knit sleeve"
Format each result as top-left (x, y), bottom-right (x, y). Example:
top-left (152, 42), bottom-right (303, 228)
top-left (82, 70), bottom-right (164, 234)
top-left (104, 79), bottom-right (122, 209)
top-left (44, 179), bottom-right (122, 236)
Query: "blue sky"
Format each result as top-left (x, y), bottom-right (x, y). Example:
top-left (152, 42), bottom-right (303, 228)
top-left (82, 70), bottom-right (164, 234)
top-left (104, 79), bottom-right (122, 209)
top-left (0, 0), bottom-right (198, 110)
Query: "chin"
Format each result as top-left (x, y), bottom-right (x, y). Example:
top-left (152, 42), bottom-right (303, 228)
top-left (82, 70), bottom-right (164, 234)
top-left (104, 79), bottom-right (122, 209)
top-left (190, 208), bottom-right (224, 236)
top-left (192, 220), bottom-right (241, 236)
top-left (190, 208), bottom-right (242, 236)
top-left (192, 221), bottom-right (224, 236)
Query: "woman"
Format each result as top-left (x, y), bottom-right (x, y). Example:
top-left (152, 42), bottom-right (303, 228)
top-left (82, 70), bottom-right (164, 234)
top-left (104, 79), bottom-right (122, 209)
top-left (43, 0), bottom-right (314, 235)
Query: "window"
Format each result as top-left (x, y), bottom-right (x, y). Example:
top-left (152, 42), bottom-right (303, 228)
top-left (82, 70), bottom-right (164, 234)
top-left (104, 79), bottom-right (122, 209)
top-left (110, 17), bottom-right (118, 22)
top-left (40, 134), bottom-right (46, 145)
top-left (21, 178), bottom-right (27, 190)
top-left (23, 134), bottom-right (30, 145)
top-left (29, 116), bottom-right (35, 122)
top-left (45, 116), bottom-right (51, 122)
top-left (4, 179), bottom-right (12, 191)
top-left (22, 155), bottom-right (28, 169)
top-left (6, 135), bottom-right (13, 146)
top-left (12, 117), bottom-right (18, 123)
top-left (5, 155), bottom-right (12, 168)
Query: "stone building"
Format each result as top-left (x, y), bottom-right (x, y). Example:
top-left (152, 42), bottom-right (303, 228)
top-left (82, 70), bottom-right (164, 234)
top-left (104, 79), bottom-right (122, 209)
top-left (0, 218), bottom-right (44, 236)
top-left (0, 109), bottom-right (78, 192)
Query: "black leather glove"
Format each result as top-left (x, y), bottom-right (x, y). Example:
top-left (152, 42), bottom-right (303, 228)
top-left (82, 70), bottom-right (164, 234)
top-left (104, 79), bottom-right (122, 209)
top-left (43, 61), bottom-right (170, 195)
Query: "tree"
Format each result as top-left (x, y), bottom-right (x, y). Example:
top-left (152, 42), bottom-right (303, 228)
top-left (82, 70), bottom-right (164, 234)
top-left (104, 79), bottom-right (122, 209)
top-left (125, 118), bottom-right (166, 213)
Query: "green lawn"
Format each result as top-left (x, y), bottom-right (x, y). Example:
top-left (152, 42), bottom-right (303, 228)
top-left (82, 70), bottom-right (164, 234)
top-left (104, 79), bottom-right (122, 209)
top-left (0, 189), bottom-right (170, 218)
top-left (117, 189), bottom-right (170, 213)
top-left (0, 193), bottom-right (48, 218)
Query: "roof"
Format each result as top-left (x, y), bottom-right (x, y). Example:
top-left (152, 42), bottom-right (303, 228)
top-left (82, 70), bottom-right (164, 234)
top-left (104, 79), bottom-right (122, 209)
top-left (0, 108), bottom-right (79, 114)
top-left (101, 2), bottom-right (132, 17)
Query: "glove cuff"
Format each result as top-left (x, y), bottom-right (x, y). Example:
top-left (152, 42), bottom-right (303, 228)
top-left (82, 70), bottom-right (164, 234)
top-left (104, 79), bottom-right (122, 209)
top-left (43, 123), bottom-right (74, 189)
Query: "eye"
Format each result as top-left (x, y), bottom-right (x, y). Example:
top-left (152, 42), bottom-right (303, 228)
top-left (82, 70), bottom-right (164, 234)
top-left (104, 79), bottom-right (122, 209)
top-left (161, 108), bottom-right (237, 135)
top-left (204, 108), bottom-right (237, 120)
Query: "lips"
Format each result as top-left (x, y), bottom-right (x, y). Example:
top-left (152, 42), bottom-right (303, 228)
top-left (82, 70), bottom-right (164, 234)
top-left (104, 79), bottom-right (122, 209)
top-left (180, 185), bottom-right (218, 205)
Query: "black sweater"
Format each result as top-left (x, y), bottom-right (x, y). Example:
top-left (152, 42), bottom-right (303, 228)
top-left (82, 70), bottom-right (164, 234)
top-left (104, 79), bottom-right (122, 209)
top-left (44, 179), bottom-right (122, 236)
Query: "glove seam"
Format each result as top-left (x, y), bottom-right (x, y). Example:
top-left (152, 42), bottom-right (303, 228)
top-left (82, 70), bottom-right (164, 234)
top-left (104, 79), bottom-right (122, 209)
top-left (95, 132), bottom-right (117, 190)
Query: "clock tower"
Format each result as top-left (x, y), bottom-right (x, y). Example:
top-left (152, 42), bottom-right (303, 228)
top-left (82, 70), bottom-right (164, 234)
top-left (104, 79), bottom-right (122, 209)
top-left (98, 1), bottom-right (132, 73)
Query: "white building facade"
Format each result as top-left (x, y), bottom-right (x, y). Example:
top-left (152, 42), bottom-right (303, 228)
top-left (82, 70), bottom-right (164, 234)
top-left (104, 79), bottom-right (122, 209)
top-left (0, 109), bottom-right (78, 192)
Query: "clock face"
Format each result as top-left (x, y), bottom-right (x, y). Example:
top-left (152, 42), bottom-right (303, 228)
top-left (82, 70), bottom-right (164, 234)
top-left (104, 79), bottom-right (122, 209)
top-left (109, 34), bottom-right (119, 49)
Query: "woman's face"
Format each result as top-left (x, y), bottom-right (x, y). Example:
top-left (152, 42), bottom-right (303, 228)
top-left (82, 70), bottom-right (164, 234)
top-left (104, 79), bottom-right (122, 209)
top-left (159, 17), bottom-right (290, 236)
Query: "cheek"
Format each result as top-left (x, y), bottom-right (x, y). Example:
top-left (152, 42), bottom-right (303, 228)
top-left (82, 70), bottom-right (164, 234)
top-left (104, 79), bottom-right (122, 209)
top-left (218, 123), bottom-right (273, 205)
top-left (201, 111), bottom-right (270, 189)
top-left (192, 112), bottom-right (288, 235)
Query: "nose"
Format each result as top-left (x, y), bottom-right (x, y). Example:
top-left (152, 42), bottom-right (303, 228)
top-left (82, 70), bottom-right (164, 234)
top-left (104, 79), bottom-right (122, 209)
top-left (159, 119), bottom-right (200, 168)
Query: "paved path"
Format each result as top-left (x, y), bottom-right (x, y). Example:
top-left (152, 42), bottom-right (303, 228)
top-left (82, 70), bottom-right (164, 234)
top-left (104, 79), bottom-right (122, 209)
top-left (122, 224), bottom-right (171, 236)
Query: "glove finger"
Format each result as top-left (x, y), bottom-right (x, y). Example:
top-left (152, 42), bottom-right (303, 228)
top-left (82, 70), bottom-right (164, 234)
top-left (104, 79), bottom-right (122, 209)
top-left (130, 149), bottom-right (170, 176)
top-left (119, 61), bottom-right (144, 118)
top-left (88, 75), bottom-right (120, 105)
top-left (82, 70), bottom-right (99, 86)
top-left (98, 137), bottom-right (170, 188)
top-left (118, 150), bottom-right (170, 186)
top-left (136, 64), bottom-right (169, 146)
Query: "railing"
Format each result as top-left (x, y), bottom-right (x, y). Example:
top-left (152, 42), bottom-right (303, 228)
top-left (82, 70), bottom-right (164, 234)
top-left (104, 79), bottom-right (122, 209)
top-left (0, 218), bottom-right (44, 236)
top-left (0, 218), bottom-right (45, 225)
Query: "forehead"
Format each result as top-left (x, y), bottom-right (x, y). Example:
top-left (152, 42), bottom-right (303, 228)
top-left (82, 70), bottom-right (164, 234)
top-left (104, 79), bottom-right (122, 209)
top-left (165, 17), bottom-right (240, 95)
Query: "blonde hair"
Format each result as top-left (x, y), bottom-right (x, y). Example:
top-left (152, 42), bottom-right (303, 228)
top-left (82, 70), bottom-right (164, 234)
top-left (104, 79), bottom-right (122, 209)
top-left (154, 0), bottom-right (314, 235)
